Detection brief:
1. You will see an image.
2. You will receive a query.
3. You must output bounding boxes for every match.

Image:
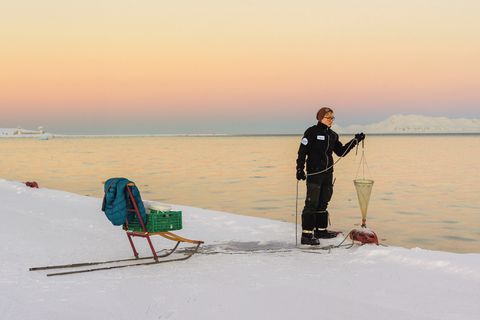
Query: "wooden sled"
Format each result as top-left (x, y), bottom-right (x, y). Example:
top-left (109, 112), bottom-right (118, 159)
top-left (29, 182), bottom-right (203, 276)
top-left (124, 182), bottom-right (204, 261)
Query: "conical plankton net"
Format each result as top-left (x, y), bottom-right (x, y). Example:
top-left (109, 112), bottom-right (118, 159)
top-left (353, 179), bottom-right (374, 221)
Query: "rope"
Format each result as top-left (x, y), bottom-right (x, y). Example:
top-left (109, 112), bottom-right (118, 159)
top-left (335, 231), bottom-right (355, 248)
top-left (295, 180), bottom-right (299, 246)
top-left (355, 140), bottom-right (372, 180)
top-left (306, 138), bottom-right (358, 177)
top-left (196, 240), bottom-right (356, 255)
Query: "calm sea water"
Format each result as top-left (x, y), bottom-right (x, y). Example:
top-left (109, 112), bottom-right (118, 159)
top-left (1, 135), bottom-right (479, 253)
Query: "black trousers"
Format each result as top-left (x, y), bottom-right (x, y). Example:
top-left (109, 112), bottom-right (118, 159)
top-left (301, 173), bottom-right (333, 231)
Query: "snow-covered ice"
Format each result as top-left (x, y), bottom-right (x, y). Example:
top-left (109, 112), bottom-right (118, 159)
top-left (1, 179), bottom-right (479, 320)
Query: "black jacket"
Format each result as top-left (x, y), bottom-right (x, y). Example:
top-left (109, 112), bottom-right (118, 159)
top-left (296, 123), bottom-right (357, 180)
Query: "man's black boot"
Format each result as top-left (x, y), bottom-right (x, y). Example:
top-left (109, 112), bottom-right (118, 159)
top-left (314, 229), bottom-right (340, 239)
top-left (301, 231), bottom-right (320, 245)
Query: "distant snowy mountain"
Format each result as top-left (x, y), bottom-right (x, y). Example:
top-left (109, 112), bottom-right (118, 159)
top-left (334, 114), bottom-right (480, 134)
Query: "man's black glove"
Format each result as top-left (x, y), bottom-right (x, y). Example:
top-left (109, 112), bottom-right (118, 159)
top-left (355, 132), bottom-right (365, 142)
top-left (296, 169), bottom-right (306, 181)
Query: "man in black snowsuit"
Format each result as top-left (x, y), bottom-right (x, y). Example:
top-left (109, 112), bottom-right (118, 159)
top-left (296, 107), bottom-right (365, 245)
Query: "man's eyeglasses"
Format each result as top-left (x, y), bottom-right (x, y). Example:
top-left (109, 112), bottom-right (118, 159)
top-left (323, 116), bottom-right (335, 120)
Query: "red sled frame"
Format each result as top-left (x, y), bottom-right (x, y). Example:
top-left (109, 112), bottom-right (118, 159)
top-left (124, 182), bottom-right (203, 261)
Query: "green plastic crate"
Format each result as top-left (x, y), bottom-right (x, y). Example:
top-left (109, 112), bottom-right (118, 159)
top-left (128, 210), bottom-right (182, 232)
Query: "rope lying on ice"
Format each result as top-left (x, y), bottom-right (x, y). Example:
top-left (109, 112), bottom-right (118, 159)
top-left (193, 242), bottom-right (356, 255)
top-left (192, 238), bottom-right (387, 256)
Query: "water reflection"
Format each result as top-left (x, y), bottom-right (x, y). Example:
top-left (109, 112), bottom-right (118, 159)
top-left (0, 135), bottom-right (479, 253)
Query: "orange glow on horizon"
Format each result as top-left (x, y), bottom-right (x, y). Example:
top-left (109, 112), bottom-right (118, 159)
top-left (1, 1), bottom-right (479, 122)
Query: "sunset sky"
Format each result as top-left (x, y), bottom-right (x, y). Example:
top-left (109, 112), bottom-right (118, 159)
top-left (1, 1), bottom-right (479, 134)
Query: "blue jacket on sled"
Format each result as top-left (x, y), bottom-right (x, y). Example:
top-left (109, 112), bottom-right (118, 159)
top-left (101, 178), bottom-right (147, 226)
